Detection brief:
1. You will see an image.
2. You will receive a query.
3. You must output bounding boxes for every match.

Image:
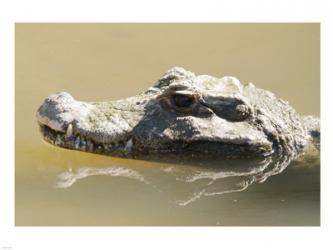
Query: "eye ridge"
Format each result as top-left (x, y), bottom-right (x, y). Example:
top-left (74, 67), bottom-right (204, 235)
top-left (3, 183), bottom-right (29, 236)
top-left (172, 94), bottom-right (195, 108)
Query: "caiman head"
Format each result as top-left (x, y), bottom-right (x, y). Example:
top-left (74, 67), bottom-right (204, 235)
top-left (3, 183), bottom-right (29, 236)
top-left (37, 67), bottom-right (315, 158)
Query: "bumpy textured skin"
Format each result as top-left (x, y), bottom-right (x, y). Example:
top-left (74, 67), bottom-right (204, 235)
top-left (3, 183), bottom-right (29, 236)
top-left (36, 67), bottom-right (320, 159)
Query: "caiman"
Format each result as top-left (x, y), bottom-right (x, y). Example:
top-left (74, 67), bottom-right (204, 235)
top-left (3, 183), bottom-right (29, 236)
top-left (36, 67), bottom-right (320, 159)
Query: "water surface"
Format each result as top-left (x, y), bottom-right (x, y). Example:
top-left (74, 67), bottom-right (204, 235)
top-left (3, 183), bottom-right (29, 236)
top-left (15, 23), bottom-right (320, 226)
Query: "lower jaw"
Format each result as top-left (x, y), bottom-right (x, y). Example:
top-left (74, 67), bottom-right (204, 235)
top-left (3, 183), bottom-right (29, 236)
top-left (141, 141), bottom-right (273, 159)
top-left (185, 141), bottom-right (273, 158)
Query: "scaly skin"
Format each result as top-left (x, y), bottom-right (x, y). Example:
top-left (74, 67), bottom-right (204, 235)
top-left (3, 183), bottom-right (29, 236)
top-left (36, 67), bottom-right (320, 159)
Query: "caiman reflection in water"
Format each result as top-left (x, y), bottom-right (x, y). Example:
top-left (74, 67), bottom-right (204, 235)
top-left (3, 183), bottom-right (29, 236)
top-left (54, 151), bottom-right (317, 206)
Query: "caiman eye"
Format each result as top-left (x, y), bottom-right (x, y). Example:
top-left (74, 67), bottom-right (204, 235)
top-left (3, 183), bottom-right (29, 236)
top-left (157, 88), bottom-right (199, 112)
top-left (172, 94), bottom-right (195, 108)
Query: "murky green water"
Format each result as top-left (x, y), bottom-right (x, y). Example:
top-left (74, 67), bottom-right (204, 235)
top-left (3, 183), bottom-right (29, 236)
top-left (15, 23), bottom-right (320, 226)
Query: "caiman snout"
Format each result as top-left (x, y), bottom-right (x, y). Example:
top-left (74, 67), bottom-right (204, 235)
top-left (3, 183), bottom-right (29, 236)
top-left (36, 92), bottom-right (93, 133)
top-left (36, 91), bottom-right (138, 154)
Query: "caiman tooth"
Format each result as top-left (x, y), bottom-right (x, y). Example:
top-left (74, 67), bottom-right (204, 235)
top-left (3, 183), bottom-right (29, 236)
top-left (125, 138), bottom-right (133, 151)
top-left (66, 124), bottom-right (73, 137)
